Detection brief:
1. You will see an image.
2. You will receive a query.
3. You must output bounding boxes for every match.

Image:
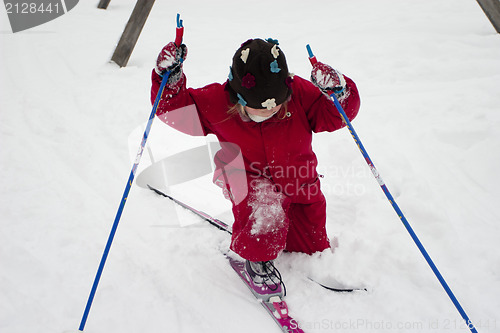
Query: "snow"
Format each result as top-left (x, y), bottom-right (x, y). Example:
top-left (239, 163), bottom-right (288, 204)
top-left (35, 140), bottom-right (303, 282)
top-left (248, 179), bottom-right (286, 236)
top-left (1, 0), bottom-right (500, 332)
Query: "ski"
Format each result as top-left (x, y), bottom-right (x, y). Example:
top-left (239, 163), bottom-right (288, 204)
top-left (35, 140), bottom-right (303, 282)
top-left (228, 256), bottom-right (305, 333)
top-left (147, 185), bottom-right (231, 233)
top-left (307, 277), bottom-right (367, 293)
top-left (148, 184), bottom-right (365, 293)
top-left (147, 184), bottom-right (305, 332)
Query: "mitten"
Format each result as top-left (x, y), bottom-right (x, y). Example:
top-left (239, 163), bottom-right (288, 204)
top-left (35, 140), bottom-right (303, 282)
top-left (155, 41), bottom-right (188, 88)
top-left (310, 62), bottom-right (346, 97)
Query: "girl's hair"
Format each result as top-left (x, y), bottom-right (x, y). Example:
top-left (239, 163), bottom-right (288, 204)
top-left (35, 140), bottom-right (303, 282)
top-left (227, 101), bottom-right (289, 120)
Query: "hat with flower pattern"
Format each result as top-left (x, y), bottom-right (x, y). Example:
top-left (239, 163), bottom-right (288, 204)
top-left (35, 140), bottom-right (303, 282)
top-left (226, 38), bottom-right (292, 110)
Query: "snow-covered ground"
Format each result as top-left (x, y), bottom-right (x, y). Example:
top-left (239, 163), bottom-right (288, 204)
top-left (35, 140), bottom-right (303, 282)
top-left (1, 1), bottom-right (499, 332)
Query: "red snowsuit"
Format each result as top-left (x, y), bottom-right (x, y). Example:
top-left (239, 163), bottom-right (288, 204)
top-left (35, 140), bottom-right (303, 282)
top-left (151, 71), bottom-right (360, 261)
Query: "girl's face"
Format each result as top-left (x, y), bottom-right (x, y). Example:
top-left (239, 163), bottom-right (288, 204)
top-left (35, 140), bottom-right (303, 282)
top-left (244, 104), bottom-right (283, 118)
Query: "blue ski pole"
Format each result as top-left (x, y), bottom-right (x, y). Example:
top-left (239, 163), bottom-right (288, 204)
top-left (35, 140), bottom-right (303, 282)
top-left (78, 15), bottom-right (184, 332)
top-left (306, 44), bottom-right (478, 333)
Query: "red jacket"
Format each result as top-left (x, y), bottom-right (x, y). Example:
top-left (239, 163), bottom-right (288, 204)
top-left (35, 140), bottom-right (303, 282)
top-left (151, 71), bottom-right (360, 203)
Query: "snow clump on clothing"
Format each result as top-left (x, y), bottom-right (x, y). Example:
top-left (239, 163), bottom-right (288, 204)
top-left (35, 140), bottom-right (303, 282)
top-left (248, 179), bottom-right (286, 236)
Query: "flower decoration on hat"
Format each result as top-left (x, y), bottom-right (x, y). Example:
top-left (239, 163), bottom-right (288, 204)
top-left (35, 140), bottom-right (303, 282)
top-left (241, 39), bottom-right (254, 47)
top-left (241, 73), bottom-right (256, 89)
top-left (266, 38), bottom-right (279, 45)
top-left (270, 60), bottom-right (281, 73)
top-left (240, 48), bottom-right (250, 63)
top-left (271, 44), bottom-right (280, 59)
top-left (261, 98), bottom-right (277, 110)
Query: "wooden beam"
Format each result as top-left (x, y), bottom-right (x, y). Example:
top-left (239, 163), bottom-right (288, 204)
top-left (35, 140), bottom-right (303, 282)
top-left (476, 0), bottom-right (500, 33)
top-left (111, 0), bottom-right (156, 67)
top-left (97, 0), bottom-right (111, 9)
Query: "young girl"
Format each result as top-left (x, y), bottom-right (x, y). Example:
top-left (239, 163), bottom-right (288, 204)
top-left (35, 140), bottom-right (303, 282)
top-left (151, 38), bottom-right (360, 297)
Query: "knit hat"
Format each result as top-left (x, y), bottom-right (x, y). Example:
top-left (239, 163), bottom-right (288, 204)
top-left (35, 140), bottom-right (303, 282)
top-left (227, 38), bottom-right (292, 110)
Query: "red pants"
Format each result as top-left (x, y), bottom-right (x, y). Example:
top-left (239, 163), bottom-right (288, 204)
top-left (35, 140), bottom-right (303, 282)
top-left (227, 177), bottom-right (330, 262)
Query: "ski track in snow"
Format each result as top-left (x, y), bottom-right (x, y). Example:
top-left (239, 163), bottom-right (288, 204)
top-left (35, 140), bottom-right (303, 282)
top-left (1, 0), bottom-right (500, 332)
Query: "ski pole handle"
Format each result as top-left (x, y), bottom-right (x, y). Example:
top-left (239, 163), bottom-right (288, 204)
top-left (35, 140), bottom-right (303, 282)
top-left (175, 13), bottom-right (184, 47)
top-left (306, 44), bottom-right (317, 65)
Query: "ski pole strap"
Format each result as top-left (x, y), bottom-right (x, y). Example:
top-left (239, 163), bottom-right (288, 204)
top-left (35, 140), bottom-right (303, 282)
top-left (305, 44), bottom-right (478, 333)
